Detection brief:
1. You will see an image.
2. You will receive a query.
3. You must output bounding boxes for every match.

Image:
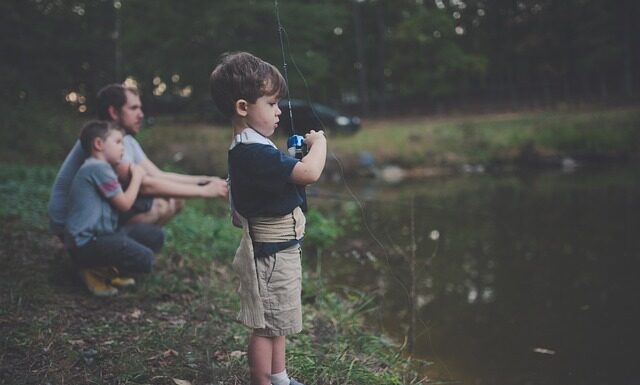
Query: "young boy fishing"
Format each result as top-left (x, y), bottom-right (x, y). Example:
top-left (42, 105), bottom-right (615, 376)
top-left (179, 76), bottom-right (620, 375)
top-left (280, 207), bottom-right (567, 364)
top-left (209, 52), bottom-right (326, 385)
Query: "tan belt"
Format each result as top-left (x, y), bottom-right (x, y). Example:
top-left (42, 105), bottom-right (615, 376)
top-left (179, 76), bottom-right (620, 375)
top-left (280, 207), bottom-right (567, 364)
top-left (249, 206), bottom-right (305, 243)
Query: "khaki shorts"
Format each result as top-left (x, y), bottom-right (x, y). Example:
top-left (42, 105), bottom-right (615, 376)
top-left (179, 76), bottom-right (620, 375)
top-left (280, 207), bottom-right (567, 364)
top-left (253, 244), bottom-right (303, 337)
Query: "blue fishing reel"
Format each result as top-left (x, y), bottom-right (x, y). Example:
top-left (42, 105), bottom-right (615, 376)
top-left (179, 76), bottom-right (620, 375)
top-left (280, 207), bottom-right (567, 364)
top-left (287, 134), bottom-right (307, 160)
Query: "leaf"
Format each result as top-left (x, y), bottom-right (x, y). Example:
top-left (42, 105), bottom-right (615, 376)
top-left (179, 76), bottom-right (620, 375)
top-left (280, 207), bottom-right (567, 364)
top-left (130, 308), bottom-right (142, 319)
top-left (68, 339), bottom-right (86, 347)
top-left (147, 349), bottom-right (179, 361)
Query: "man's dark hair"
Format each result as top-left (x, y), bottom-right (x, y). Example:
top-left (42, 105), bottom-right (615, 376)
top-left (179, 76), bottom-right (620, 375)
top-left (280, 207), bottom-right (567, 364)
top-left (96, 84), bottom-right (139, 120)
top-left (79, 120), bottom-right (122, 154)
top-left (209, 52), bottom-right (287, 119)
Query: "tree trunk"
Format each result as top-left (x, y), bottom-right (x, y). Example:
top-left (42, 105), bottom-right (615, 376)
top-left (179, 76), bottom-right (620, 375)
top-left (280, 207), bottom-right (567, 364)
top-left (352, 0), bottom-right (370, 116)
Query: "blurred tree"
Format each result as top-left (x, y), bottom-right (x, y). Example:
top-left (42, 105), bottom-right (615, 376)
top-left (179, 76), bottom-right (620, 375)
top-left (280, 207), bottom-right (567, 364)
top-left (1, 0), bottom-right (637, 137)
top-left (119, 0), bottom-right (348, 115)
top-left (383, 0), bottom-right (487, 109)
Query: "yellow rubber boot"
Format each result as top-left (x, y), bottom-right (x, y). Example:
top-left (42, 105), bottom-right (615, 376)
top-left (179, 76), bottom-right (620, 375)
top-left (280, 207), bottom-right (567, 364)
top-left (79, 269), bottom-right (118, 297)
top-left (110, 276), bottom-right (135, 287)
top-left (109, 267), bottom-right (135, 288)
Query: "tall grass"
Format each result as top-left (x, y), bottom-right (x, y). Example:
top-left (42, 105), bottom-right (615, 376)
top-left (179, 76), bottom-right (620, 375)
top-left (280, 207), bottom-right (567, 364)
top-left (0, 163), bottom-right (429, 384)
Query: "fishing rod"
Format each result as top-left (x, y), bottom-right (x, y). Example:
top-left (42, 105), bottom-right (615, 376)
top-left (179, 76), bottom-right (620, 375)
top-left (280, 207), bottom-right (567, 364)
top-left (272, 0), bottom-right (413, 309)
top-left (272, 3), bottom-right (460, 377)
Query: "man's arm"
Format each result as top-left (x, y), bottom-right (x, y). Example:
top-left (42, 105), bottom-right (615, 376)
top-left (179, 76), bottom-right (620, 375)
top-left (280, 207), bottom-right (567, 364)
top-left (138, 158), bottom-right (215, 184)
top-left (139, 174), bottom-right (228, 198)
top-left (116, 159), bottom-right (228, 199)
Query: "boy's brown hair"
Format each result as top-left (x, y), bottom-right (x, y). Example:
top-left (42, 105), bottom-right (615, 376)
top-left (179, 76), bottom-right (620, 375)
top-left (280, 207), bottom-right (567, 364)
top-left (79, 120), bottom-right (123, 154)
top-left (209, 52), bottom-right (287, 119)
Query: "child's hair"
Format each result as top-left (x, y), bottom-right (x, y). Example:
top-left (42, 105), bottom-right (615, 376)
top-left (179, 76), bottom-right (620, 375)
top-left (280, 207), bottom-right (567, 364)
top-left (79, 120), bottom-right (122, 154)
top-left (96, 84), bottom-right (139, 120)
top-left (209, 52), bottom-right (287, 119)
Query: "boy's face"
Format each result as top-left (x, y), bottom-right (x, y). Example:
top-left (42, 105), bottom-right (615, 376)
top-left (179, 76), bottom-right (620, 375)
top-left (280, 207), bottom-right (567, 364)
top-left (246, 94), bottom-right (281, 137)
top-left (101, 129), bottom-right (125, 166)
top-left (116, 90), bottom-right (144, 135)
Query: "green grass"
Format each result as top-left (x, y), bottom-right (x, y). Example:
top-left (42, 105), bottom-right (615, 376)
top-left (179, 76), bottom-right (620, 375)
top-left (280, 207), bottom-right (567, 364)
top-left (4, 107), bottom-right (637, 174)
top-left (123, 108), bottom-right (640, 178)
top-left (328, 108), bottom-right (640, 167)
top-left (0, 163), bottom-right (429, 385)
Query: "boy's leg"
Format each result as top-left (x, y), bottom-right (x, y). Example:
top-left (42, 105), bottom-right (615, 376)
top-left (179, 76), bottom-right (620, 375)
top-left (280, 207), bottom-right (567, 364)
top-left (270, 336), bottom-right (290, 385)
top-left (248, 334), bottom-right (274, 385)
top-left (75, 232), bottom-right (156, 275)
top-left (120, 222), bottom-right (165, 253)
top-left (272, 336), bottom-right (286, 374)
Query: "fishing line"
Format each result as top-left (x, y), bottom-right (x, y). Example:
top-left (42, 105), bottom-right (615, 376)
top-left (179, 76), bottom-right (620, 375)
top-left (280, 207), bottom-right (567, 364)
top-left (275, 20), bottom-right (489, 220)
top-left (273, 0), bottom-right (413, 322)
top-left (273, 2), bottom-right (455, 380)
top-left (273, 12), bottom-right (412, 300)
top-left (274, 0), bottom-right (295, 136)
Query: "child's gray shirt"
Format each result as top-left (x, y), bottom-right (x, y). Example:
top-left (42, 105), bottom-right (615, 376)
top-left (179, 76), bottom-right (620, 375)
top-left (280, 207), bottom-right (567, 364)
top-left (63, 158), bottom-right (123, 250)
top-left (48, 136), bottom-right (146, 235)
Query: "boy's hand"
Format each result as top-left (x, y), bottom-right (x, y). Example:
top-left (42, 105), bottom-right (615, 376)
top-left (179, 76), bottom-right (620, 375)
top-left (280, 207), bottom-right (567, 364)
top-left (303, 130), bottom-right (326, 149)
top-left (115, 161), bottom-right (132, 184)
top-left (130, 163), bottom-right (146, 179)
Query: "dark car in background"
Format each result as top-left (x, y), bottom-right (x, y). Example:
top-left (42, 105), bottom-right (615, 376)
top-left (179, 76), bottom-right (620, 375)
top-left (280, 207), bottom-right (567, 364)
top-left (277, 99), bottom-right (361, 135)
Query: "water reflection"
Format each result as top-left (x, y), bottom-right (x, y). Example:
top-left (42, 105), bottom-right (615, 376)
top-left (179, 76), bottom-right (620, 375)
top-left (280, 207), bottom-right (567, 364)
top-left (311, 166), bottom-right (639, 385)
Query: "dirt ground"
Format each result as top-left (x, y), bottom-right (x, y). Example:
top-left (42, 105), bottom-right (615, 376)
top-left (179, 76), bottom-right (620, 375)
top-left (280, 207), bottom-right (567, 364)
top-left (0, 222), bottom-right (249, 385)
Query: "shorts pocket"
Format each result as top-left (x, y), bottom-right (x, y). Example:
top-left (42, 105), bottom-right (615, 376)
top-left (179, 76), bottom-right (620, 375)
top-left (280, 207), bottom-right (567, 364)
top-left (267, 246), bottom-right (301, 312)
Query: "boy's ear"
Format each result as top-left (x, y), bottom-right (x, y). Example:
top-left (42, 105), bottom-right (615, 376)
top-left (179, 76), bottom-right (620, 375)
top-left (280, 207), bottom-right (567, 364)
top-left (235, 99), bottom-right (249, 117)
top-left (93, 137), bottom-right (104, 152)
top-left (107, 105), bottom-right (119, 121)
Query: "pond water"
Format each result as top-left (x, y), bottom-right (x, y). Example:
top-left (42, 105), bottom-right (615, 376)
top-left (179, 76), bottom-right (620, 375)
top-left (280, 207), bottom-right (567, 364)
top-left (310, 165), bottom-right (639, 385)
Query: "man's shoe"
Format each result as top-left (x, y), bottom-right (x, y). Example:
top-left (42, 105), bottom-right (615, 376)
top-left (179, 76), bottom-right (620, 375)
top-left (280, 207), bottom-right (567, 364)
top-left (110, 276), bottom-right (135, 287)
top-left (289, 379), bottom-right (306, 385)
top-left (79, 269), bottom-right (118, 297)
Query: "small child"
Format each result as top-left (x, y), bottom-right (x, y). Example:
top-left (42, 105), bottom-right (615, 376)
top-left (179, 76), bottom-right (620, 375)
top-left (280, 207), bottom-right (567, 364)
top-left (210, 52), bottom-right (327, 385)
top-left (64, 120), bottom-right (164, 297)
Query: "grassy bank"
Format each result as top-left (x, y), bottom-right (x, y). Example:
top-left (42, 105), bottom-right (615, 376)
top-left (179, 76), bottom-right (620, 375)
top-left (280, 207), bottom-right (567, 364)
top-left (3, 107), bottom-right (638, 177)
top-left (133, 107), bottom-right (640, 177)
top-left (330, 107), bottom-right (640, 169)
top-left (0, 164), bottom-right (428, 385)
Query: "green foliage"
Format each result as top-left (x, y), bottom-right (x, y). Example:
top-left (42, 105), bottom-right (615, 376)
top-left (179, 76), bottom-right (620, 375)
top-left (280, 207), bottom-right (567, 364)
top-left (0, 164), bottom-right (56, 229)
top-left (387, 4), bottom-right (487, 99)
top-left (163, 200), bottom-right (241, 263)
top-left (0, 162), bottom-right (428, 384)
top-left (303, 207), bottom-right (344, 252)
top-left (289, 287), bottom-right (430, 385)
top-left (0, 101), bottom-right (81, 164)
top-left (3, 0), bottom-right (638, 138)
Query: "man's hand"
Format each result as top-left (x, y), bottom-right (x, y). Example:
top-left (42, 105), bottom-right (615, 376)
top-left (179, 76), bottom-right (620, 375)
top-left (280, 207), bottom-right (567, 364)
top-left (199, 176), bottom-right (228, 198)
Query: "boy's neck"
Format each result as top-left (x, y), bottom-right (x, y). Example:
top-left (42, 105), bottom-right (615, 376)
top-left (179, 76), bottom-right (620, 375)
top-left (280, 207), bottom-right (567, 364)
top-left (91, 152), bottom-right (115, 166)
top-left (91, 151), bottom-right (106, 162)
top-left (231, 116), bottom-right (248, 135)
